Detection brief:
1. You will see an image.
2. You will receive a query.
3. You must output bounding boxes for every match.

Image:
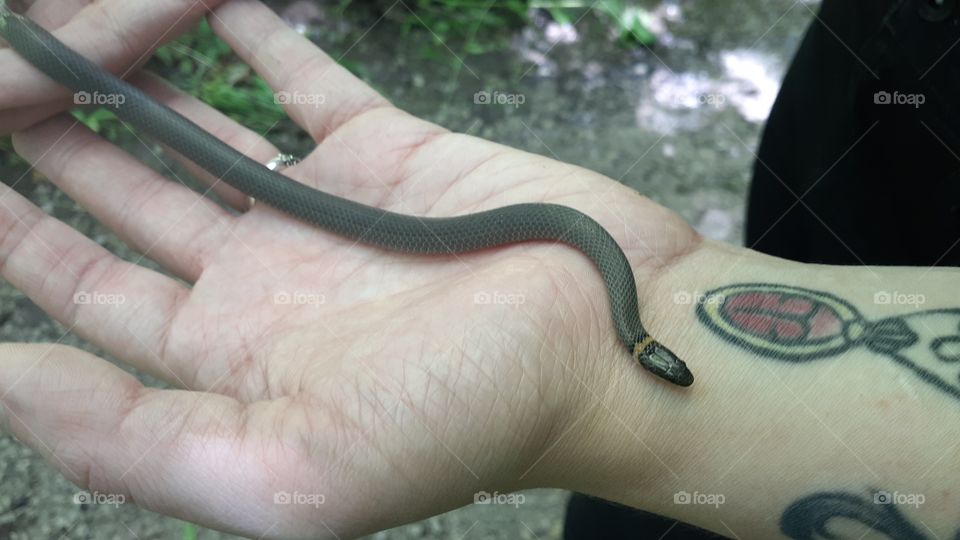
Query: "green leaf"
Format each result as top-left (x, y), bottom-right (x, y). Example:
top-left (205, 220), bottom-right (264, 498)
top-left (154, 46), bottom-right (174, 66)
top-left (547, 7), bottom-right (573, 26)
top-left (464, 40), bottom-right (487, 54)
top-left (181, 523), bottom-right (198, 540)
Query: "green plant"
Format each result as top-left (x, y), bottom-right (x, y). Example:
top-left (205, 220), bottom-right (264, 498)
top-left (383, 0), bottom-right (657, 50)
top-left (59, 19), bottom-right (288, 141)
top-left (593, 0), bottom-right (656, 45)
top-left (342, 0), bottom-right (530, 83)
top-left (181, 523), bottom-right (198, 540)
top-left (152, 19), bottom-right (286, 134)
top-left (333, 0), bottom-right (656, 94)
top-left (72, 108), bottom-right (125, 141)
top-left (398, 0), bottom-right (527, 53)
top-left (533, 0), bottom-right (656, 45)
top-left (1, 1), bottom-right (658, 154)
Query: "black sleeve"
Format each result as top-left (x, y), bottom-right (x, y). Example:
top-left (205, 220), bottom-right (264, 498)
top-left (746, 0), bottom-right (960, 266)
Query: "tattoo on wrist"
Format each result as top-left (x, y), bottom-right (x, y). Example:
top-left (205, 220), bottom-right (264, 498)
top-left (781, 488), bottom-right (944, 539)
top-left (696, 283), bottom-right (960, 400)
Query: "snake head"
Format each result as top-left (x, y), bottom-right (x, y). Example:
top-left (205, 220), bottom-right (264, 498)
top-left (634, 339), bottom-right (694, 387)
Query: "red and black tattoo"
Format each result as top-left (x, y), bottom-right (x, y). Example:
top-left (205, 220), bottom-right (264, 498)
top-left (697, 283), bottom-right (960, 400)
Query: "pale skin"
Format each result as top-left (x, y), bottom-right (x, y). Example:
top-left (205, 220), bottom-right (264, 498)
top-left (2, 1), bottom-right (960, 539)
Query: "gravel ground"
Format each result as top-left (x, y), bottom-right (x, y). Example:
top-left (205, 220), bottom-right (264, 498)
top-left (0, 0), bottom-right (816, 538)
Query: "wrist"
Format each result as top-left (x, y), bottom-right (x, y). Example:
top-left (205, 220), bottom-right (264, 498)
top-left (515, 242), bottom-right (724, 496)
top-left (541, 242), bottom-right (960, 537)
top-left (519, 241), bottom-right (772, 519)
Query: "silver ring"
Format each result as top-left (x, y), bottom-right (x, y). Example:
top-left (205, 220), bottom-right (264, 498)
top-left (266, 153), bottom-right (301, 172)
top-left (249, 153), bottom-right (302, 209)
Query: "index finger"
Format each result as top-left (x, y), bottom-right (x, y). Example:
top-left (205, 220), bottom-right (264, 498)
top-left (0, 0), bottom-right (226, 111)
top-left (209, 0), bottom-right (392, 143)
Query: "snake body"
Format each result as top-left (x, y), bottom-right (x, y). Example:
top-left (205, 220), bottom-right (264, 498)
top-left (0, 4), bottom-right (693, 386)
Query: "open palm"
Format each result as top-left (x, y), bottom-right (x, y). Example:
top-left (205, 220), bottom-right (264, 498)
top-left (0, 1), bottom-right (698, 538)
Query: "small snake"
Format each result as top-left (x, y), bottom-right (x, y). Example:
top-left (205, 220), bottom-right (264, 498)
top-left (0, 3), bottom-right (693, 387)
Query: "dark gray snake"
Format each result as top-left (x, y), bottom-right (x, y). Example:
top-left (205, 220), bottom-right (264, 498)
top-left (0, 4), bottom-right (693, 387)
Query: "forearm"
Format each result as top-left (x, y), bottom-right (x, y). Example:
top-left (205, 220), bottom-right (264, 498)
top-left (552, 240), bottom-right (960, 538)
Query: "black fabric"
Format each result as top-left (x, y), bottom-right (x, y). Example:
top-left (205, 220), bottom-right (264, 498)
top-left (563, 495), bottom-right (724, 539)
top-left (746, 0), bottom-right (960, 265)
top-left (565, 0), bottom-right (960, 537)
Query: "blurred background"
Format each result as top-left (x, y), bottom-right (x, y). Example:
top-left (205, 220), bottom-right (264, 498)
top-left (0, 0), bottom-right (816, 537)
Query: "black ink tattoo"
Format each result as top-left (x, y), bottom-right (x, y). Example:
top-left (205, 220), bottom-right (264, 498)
top-left (781, 489), bottom-right (956, 540)
top-left (696, 283), bottom-right (960, 401)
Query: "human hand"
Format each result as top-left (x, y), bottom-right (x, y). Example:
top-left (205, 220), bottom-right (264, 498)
top-left (0, 0), bottom-right (699, 537)
top-left (0, 0), bottom-right (227, 134)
